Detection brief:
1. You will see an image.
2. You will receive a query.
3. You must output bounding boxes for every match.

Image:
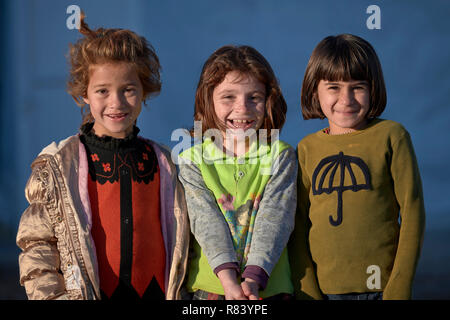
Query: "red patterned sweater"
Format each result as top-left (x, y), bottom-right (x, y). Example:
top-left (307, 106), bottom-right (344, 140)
top-left (80, 123), bottom-right (165, 300)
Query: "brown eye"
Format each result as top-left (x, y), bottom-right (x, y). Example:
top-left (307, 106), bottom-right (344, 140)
top-left (250, 95), bottom-right (263, 102)
top-left (124, 87), bottom-right (136, 95)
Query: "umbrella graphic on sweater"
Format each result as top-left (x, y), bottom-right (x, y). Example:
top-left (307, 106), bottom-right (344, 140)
top-left (312, 152), bottom-right (371, 226)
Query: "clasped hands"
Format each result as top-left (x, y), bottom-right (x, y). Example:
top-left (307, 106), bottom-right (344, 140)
top-left (217, 268), bottom-right (260, 300)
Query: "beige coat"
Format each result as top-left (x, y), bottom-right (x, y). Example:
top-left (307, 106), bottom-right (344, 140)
top-left (16, 135), bottom-right (189, 300)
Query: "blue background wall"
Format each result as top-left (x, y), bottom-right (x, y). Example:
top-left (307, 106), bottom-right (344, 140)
top-left (1, 0), bottom-right (449, 299)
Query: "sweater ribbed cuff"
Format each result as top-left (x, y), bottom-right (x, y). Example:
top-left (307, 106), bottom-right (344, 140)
top-left (213, 262), bottom-right (240, 276)
top-left (242, 265), bottom-right (269, 290)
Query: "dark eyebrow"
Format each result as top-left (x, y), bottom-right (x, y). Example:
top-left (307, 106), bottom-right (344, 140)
top-left (351, 81), bottom-right (369, 86)
top-left (324, 81), bottom-right (369, 86)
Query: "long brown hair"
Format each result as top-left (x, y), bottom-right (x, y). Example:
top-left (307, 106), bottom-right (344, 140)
top-left (193, 45), bottom-right (287, 138)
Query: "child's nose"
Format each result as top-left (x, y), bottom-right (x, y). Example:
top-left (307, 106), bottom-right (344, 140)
top-left (234, 96), bottom-right (251, 112)
top-left (108, 92), bottom-right (124, 108)
top-left (339, 88), bottom-right (355, 105)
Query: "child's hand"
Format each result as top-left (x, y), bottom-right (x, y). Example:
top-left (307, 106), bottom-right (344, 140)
top-left (217, 269), bottom-right (248, 300)
top-left (241, 278), bottom-right (260, 300)
top-left (223, 282), bottom-right (248, 300)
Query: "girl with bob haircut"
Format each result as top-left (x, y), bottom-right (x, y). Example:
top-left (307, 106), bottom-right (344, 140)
top-left (16, 13), bottom-right (189, 300)
top-left (289, 34), bottom-right (425, 300)
top-left (300, 33), bottom-right (386, 121)
top-left (179, 45), bottom-right (297, 300)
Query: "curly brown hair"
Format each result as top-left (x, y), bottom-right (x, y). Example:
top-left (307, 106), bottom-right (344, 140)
top-left (66, 12), bottom-right (161, 125)
top-left (193, 45), bottom-right (287, 138)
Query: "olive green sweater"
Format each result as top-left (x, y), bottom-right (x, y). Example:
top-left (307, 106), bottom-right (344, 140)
top-left (289, 119), bottom-right (425, 300)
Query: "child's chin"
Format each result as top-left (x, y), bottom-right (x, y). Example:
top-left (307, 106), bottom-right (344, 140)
top-left (107, 126), bottom-right (133, 138)
top-left (226, 125), bottom-right (259, 135)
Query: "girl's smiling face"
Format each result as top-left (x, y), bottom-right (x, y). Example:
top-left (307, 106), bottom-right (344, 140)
top-left (317, 79), bottom-right (370, 134)
top-left (213, 71), bottom-right (266, 137)
top-left (83, 62), bottom-right (143, 138)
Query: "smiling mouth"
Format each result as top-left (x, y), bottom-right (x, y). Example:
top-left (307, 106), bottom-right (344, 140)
top-left (227, 119), bottom-right (256, 129)
top-left (106, 113), bottom-right (129, 121)
top-left (336, 110), bottom-right (359, 115)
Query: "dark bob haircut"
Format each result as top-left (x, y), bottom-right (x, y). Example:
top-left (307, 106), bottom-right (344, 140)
top-left (301, 34), bottom-right (386, 120)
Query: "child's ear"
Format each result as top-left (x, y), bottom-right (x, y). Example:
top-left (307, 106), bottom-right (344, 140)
top-left (83, 97), bottom-right (90, 105)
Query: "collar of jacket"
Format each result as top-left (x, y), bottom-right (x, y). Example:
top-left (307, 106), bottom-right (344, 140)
top-left (196, 137), bottom-right (280, 163)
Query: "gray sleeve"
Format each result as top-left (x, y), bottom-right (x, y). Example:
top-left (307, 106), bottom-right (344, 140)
top-left (245, 147), bottom-right (298, 275)
top-left (178, 160), bottom-right (237, 270)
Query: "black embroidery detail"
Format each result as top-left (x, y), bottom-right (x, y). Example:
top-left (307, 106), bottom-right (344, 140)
top-left (80, 129), bottom-right (158, 185)
top-left (312, 152), bottom-right (371, 226)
